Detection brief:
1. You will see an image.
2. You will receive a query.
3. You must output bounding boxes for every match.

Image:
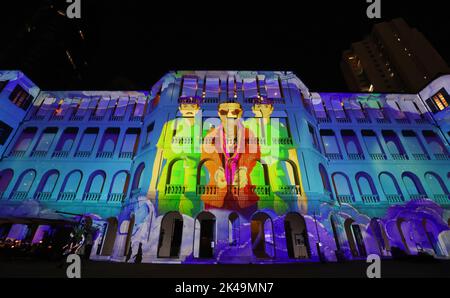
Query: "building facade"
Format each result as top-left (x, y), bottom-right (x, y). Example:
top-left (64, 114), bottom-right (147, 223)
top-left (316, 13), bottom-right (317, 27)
top-left (0, 70), bottom-right (449, 264)
top-left (341, 18), bottom-right (450, 94)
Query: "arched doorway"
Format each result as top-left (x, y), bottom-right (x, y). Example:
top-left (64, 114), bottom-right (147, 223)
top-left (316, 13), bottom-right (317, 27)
top-left (369, 219), bottom-right (390, 256)
top-left (396, 218), bottom-right (412, 254)
top-left (99, 218), bottom-right (118, 256)
top-left (228, 213), bottom-right (240, 246)
top-left (330, 214), bottom-right (341, 251)
top-left (157, 212), bottom-right (183, 258)
top-left (251, 213), bottom-right (275, 259)
top-left (422, 218), bottom-right (439, 255)
top-left (123, 214), bottom-right (135, 257)
top-left (285, 213), bottom-right (310, 259)
top-left (344, 218), bottom-right (367, 257)
top-left (194, 212), bottom-right (216, 259)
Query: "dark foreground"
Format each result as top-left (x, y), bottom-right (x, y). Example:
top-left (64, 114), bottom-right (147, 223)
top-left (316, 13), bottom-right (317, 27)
top-left (1, 258), bottom-right (450, 278)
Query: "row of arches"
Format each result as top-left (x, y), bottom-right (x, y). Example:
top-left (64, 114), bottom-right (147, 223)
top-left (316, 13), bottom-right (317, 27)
top-left (157, 211), bottom-right (310, 260)
top-left (0, 163), bottom-right (146, 201)
top-left (93, 205), bottom-right (450, 262)
top-left (318, 165), bottom-right (449, 202)
top-left (12, 126), bottom-right (141, 158)
top-left (317, 128), bottom-right (448, 160)
top-left (97, 211), bottom-right (311, 261)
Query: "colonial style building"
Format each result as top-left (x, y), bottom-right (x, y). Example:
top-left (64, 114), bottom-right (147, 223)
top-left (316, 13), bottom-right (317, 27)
top-left (0, 70), bottom-right (449, 264)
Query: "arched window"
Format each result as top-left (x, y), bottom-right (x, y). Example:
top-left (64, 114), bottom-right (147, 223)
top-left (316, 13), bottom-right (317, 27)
top-left (402, 172), bottom-right (426, 199)
top-left (250, 161), bottom-right (269, 186)
top-left (131, 163), bottom-right (145, 191)
top-left (425, 172), bottom-right (448, 197)
top-left (197, 160), bottom-right (216, 186)
top-left (332, 173), bottom-right (353, 202)
top-left (356, 172), bottom-right (377, 197)
top-left (110, 171), bottom-right (130, 194)
top-left (320, 129), bottom-right (341, 157)
top-left (121, 128), bottom-right (140, 155)
top-left (362, 130), bottom-right (384, 155)
top-left (35, 170), bottom-right (59, 196)
top-left (99, 128), bottom-right (120, 153)
top-left (382, 130), bottom-right (406, 156)
top-left (55, 127), bottom-right (78, 153)
top-left (319, 164), bottom-right (332, 197)
top-left (86, 171), bottom-right (106, 193)
top-left (77, 128), bottom-right (99, 153)
top-left (167, 159), bottom-right (186, 185)
top-left (379, 172), bottom-right (402, 199)
top-left (341, 130), bottom-right (363, 156)
top-left (422, 131), bottom-right (448, 157)
top-left (34, 127), bottom-right (58, 152)
top-left (13, 127), bottom-right (37, 152)
top-left (61, 170), bottom-right (82, 193)
top-left (15, 170), bottom-right (36, 193)
top-left (345, 141), bottom-right (359, 154)
top-left (402, 130), bottom-right (426, 155)
top-left (103, 139), bottom-right (116, 152)
top-left (274, 160), bottom-right (300, 190)
top-left (0, 169), bottom-right (14, 193)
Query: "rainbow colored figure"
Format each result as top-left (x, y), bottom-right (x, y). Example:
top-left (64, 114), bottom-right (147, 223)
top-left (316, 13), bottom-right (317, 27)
top-left (0, 70), bottom-right (449, 264)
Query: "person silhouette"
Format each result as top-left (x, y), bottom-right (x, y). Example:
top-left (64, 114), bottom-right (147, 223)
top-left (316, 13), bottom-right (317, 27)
top-left (134, 242), bottom-right (143, 264)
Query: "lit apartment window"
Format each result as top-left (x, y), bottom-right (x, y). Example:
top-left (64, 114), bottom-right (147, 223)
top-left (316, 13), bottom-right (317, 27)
top-left (426, 88), bottom-right (450, 113)
top-left (9, 84), bottom-right (34, 110)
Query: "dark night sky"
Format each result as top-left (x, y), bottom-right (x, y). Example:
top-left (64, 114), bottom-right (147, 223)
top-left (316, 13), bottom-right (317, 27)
top-left (1, 0), bottom-right (449, 92)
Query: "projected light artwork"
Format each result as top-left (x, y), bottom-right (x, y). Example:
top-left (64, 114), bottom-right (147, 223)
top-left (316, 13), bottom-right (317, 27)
top-left (0, 70), bottom-right (449, 264)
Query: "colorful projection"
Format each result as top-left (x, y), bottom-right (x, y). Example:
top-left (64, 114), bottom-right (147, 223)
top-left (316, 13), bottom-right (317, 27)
top-left (1, 71), bottom-right (449, 265)
top-left (153, 100), bottom-right (304, 218)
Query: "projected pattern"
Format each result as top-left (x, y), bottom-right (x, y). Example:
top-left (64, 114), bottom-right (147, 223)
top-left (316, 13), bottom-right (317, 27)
top-left (0, 70), bottom-right (449, 264)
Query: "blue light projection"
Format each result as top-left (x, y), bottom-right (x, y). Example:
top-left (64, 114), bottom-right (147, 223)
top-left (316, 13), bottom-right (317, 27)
top-left (0, 70), bottom-right (449, 264)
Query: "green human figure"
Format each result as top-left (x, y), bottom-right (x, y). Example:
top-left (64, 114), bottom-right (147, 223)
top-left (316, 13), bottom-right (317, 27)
top-left (154, 102), bottom-right (202, 216)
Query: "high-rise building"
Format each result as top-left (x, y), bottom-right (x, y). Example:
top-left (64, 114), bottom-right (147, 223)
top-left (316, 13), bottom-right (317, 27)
top-left (341, 18), bottom-right (450, 93)
top-left (0, 70), bottom-right (449, 263)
